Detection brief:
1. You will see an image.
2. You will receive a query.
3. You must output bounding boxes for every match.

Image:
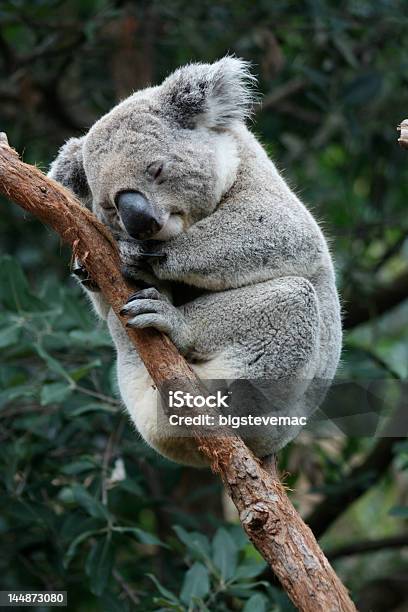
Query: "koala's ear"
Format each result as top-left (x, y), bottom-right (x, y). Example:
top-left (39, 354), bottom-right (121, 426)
top-left (159, 56), bottom-right (257, 129)
top-left (48, 137), bottom-right (90, 201)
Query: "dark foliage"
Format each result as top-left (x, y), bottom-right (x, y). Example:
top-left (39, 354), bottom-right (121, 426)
top-left (0, 1), bottom-right (407, 610)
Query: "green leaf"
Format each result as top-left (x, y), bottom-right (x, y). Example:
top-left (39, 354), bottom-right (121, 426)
top-left (147, 573), bottom-right (179, 604)
top-left (173, 525), bottom-right (211, 560)
top-left (113, 526), bottom-right (167, 547)
top-left (69, 359), bottom-right (101, 382)
top-left (180, 562), bottom-right (210, 605)
top-left (34, 343), bottom-right (71, 381)
top-left (72, 484), bottom-right (110, 521)
top-left (152, 597), bottom-right (184, 611)
top-left (342, 72), bottom-right (382, 106)
top-left (0, 325), bottom-right (20, 348)
top-left (85, 536), bottom-right (114, 596)
top-left (0, 384), bottom-right (33, 408)
top-left (61, 459), bottom-right (96, 475)
top-left (243, 593), bottom-right (268, 612)
top-left (333, 34), bottom-right (358, 68)
top-left (63, 528), bottom-right (104, 568)
top-left (227, 524), bottom-right (249, 550)
top-left (0, 255), bottom-right (46, 312)
top-left (117, 478), bottom-right (143, 496)
top-left (41, 382), bottom-right (73, 405)
top-left (235, 559), bottom-right (268, 580)
top-left (69, 329), bottom-right (112, 347)
top-left (212, 527), bottom-right (237, 581)
top-left (67, 402), bottom-right (117, 416)
top-left (389, 505), bottom-right (408, 518)
top-left (100, 591), bottom-right (129, 612)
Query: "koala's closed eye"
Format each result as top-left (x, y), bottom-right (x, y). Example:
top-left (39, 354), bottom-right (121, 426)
top-left (147, 160), bottom-right (166, 183)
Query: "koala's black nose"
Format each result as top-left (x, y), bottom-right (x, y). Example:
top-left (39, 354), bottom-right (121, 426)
top-left (116, 190), bottom-right (161, 239)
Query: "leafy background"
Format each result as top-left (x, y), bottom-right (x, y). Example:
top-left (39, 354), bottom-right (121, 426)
top-left (0, 1), bottom-right (407, 610)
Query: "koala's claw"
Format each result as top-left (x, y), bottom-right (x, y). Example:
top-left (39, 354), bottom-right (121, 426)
top-left (72, 261), bottom-right (99, 292)
top-left (123, 287), bottom-right (161, 307)
top-left (119, 288), bottom-right (192, 353)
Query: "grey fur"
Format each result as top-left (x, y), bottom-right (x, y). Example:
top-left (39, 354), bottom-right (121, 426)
top-left (48, 57), bottom-right (342, 466)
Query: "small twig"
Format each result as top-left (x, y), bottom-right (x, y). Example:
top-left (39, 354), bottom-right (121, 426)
top-left (373, 231), bottom-right (408, 272)
top-left (354, 345), bottom-right (402, 380)
top-left (75, 384), bottom-right (120, 407)
top-left (113, 569), bottom-right (141, 605)
top-left (261, 77), bottom-right (307, 111)
top-left (307, 401), bottom-right (406, 538)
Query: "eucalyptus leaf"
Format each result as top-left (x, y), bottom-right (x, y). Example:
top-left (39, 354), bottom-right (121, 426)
top-left (0, 325), bottom-right (20, 348)
top-left (85, 536), bottom-right (114, 596)
top-left (113, 526), bottom-right (167, 547)
top-left (180, 562), bottom-right (210, 605)
top-left (72, 484), bottom-right (110, 521)
top-left (41, 381), bottom-right (73, 405)
top-left (242, 593), bottom-right (268, 612)
top-left (212, 527), bottom-right (238, 581)
top-left (173, 525), bottom-right (211, 560)
top-left (147, 573), bottom-right (179, 603)
top-left (63, 528), bottom-right (104, 568)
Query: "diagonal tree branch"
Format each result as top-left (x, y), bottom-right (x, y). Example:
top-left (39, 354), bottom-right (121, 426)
top-left (306, 429), bottom-right (404, 539)
top-left (0, 134), bottom-right (356, 612)
top-left (326, 533), bottom-right (408, 561)
top-left (343, 268), bottom-right (408, 329)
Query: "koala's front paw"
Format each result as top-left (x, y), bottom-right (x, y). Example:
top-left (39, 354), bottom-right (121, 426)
top-left (72, 261), bottom-right (100, 292)
top-left (118, 238), bottom-right (162, 286)
top-left (119, 287), bottom-right (192, 354)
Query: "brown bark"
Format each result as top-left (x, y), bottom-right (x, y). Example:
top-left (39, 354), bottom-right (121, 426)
top-left (0, 134), bottom-right (356, 612)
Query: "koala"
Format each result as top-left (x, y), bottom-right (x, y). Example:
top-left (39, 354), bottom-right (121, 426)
top-left (49, 57), bottom-right (342, 467)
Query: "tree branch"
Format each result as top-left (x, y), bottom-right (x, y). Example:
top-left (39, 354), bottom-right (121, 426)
top-left (0, 134), bottom-right (356, 612)
top-left (326, 534), bottom-right (408, 561)
top-left (261, 77), bottom-right (307, 111)
top-left (343, 268), bottom-right (408, 329)
top-left (306, 433), bottom-right (404, 538)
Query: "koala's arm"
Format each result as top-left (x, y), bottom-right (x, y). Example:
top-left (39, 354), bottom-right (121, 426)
top-left (152, 197), bottom-right (325, 291)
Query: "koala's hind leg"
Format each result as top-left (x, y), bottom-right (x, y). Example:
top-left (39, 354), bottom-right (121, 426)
top-left (106, 308), bottom-right (208, 466)
top-left (184, 276), bottom-right (321, 381)
top-left (229, 277), bottom-right (321, 456)
top-left (179, 276), bottom-right (321, 456)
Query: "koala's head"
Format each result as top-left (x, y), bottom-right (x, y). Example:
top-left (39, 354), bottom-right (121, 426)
top-left (49, 57), bottom-right (256, 242)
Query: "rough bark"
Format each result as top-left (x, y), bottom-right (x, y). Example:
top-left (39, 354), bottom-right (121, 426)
top-left (0, 134), bottom-right (356, 612)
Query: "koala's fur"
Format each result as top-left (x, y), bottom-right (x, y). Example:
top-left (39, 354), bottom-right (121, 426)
top-left (49, 57), bottom-right (342, 467)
